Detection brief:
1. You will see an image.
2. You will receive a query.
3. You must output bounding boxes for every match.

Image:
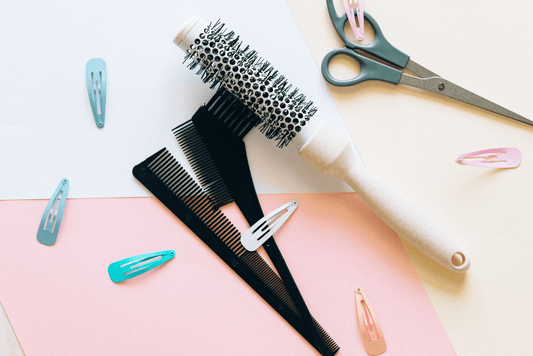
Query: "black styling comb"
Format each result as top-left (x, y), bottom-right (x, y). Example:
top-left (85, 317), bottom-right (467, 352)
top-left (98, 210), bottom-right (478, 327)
top-left (173, 89), bottom-right (336, 356)
top-left (132, 148), bottom-right (339, 355)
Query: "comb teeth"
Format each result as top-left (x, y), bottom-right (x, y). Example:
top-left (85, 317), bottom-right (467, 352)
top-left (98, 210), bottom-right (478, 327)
top-left (134, 149), bottom-right (299, 311)
top-left (146, 149), bottom-right (246, 255)
top-left (173, 89), bottom-right (261, 209)
top-left (133, 149), bottom-right (340, 354)
top-left (173, 120), bottom-right (234, 207)
top-left (183, 20), bottom-right (318, 147)
top-left (205, 89), bottom-right (259, 140)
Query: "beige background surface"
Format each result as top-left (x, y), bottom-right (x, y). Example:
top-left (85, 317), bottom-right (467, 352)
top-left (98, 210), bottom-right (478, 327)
top-left (286, 0), bottom-right (533, 355)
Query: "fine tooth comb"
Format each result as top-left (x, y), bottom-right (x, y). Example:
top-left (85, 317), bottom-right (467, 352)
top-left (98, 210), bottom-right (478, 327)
top-left (173, 89), bottom-right (259, 209)
top-left (37, 178), bottom-right (69, 246)
top-left (241, 200), bottom-right (299, 252)
top-left (456, 147), bottom-right (521, 168)
top-left (173, 90), bottom-right (334, 355)
top-left (132, 149), bottom-right (339, 355)
top-left (355, 288), bottom-right (386, 356)
top-left (86, 58), bottom-right (107, 128)
top-left (173, 18), bottom-right (471, 273)
top-left (108, 250), bottom-right (175, 283)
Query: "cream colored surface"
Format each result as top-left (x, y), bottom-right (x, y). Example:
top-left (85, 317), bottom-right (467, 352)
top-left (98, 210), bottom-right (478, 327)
top-left (286, 0), bottom-right (533, 355)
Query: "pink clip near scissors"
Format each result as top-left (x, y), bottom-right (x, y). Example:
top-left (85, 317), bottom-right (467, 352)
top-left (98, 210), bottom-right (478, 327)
top-left (456, 147), bottom-right (521, 168)
top-left (343, 0), bottom-right (364, 42)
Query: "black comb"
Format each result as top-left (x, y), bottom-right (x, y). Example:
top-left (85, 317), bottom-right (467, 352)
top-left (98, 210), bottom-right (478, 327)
top-left (133, 149), bottom-right (339, 355)
top-left (174, 90), bottom-right (260, 215)
top-left (173, 89), bottom-right (336, 356)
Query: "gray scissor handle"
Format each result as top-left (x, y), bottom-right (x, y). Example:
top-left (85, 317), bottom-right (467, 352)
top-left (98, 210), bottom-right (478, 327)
top-left (325, 0), bottom-right (409, 68)
top-left (321, 47), bottom-right (403, 87)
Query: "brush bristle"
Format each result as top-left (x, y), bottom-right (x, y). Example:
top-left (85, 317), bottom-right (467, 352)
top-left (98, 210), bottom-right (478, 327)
top-left (183, 20), bottom-right (317, 147)
top-left (205, 88), bottom-right (259, 140)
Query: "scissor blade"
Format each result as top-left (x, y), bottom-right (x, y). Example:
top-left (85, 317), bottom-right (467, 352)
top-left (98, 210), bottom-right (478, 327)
top-left (399, 75), bottom-right (533, 126)
top-left (404, 59), bottom-right (439, 78)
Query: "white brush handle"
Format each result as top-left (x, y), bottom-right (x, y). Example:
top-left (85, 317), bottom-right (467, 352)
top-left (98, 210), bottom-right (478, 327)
top-left (299, 123), bottom-right (470, 272)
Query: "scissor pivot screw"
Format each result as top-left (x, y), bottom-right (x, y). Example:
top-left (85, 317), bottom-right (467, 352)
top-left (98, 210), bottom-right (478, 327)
top-left (438, 83), bottom-right (445, 90)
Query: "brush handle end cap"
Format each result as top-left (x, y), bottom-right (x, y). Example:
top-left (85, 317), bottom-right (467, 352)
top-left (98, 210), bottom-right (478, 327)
top-left (174, 16), bottom-right (207, 52)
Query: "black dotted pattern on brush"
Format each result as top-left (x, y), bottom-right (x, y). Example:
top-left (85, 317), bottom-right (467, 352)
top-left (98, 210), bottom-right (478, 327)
top-left (183, 20), bottom-right (318, 148)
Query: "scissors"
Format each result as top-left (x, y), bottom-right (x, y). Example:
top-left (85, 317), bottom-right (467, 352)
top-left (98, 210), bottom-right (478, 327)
top-left (322, 0), bottom-right (532, 127)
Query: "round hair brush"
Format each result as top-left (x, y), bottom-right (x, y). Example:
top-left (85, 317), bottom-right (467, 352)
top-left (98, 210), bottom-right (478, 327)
top-left (173, 16), bottom-right (470, 273)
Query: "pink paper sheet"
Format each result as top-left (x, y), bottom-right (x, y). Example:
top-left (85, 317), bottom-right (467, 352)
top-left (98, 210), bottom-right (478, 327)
top-left (0, 194), bottom-right (455, 355)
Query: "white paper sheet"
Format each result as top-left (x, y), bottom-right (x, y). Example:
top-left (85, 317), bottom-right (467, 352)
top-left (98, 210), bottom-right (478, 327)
top-left (0, 0), bottom-right (355, 199)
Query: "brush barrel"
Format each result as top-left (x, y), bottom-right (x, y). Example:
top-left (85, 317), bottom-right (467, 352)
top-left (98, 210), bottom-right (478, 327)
top-left (299, 123), bottom-right (470, 273)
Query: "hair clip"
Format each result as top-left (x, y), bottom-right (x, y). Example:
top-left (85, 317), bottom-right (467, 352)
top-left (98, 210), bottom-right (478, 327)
top-left (108, 250), bottom-right (175, 283)
top-left (240, 200), bottom-right (299, 251)
top-left (456, 147), bottom-right (521, 168)
top-left (355, 288), bottom-right (386, 356)
top-left (343, 0), bottom-right (364, 42)
top-left (86, 58), bottom-right (107, 128)
top-left (37, 178), bottom-right (69, 246)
